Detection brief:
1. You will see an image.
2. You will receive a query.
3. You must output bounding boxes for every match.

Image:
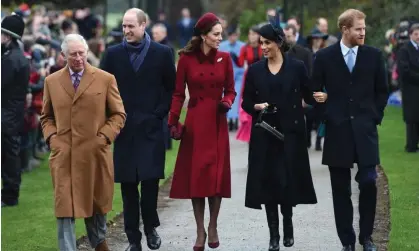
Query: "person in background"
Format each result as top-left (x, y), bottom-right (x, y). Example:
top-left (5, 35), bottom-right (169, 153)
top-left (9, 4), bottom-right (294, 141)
top-left (233, 25), bottom-right (263, 145)
top-left (40, 34), bottom-right (126, 251)
top-left (152, 23), bottom-right (175, 58)
top-left (100, 8), bottom-right (176, 251)
top-left (306, 28), bottom-right (329, 150)
top-left (155, 11), bottom-right (173, 42)
top-left (219, 24), bottom-right (245, 131)
top-left (397, 23), bottom-right (419, 153)
top-left (316, 17), bottom-right (338, 46)
top-left (1, 14), bottom-right (30, 208)
top-left (151, 22), bottom-right (175, 151)
top-left (312, 9), bottom-right (389, 251)
top-left (287, 16), bottom-right (307, 47)
top-left (177, 7), bottom-right (196, 48)
top-left (284, 24), bottom-right (313, 75)
top-left (168, 12), bottom-right (236, 251)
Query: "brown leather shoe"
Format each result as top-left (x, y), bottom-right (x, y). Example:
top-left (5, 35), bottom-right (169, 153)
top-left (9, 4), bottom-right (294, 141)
top-left (95, 240), bottom-right (110, 251)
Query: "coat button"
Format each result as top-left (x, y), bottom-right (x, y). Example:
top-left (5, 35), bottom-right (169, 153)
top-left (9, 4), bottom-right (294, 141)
top-left (294, 89), bottom-right (297, 92)
top-left (349, 98), bottom-right (353, 102)
top-left (295, 120), bottom-right (298, 124)
top-left (350, 116), bottom-right (354, 119)
top-left (293, 105), bottom-right (296, 108)
top-left (210, 72), bottom-right (214, 76)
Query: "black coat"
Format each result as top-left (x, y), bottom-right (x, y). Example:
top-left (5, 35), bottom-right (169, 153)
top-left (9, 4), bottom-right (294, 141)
top-left (397, 41), bottom-right (419, 123)
top-left (312, 43), bottom-right (389, 167)
top-left (287, 44), bottom-right (317, 119)
top-left (1, 41), bottom-right (30, 135)
top-left (242, 56), bottom-right (317, 209)
top-left (287, 44), bottom-right (313, 76)
top-left (100, 41), bottom-right (176, 183)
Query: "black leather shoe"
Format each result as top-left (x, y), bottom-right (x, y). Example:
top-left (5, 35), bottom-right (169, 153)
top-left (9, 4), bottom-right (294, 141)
top-left (362, 237), bottom-right (377, 251)
top-left (341, 245), bottom-right (355, 251)
top-left (125, 243), bottom-right (142, 251)
top-left (145, 227), bottom-right (161, 250)
top-left (283, 217), bottom-right (294, 247)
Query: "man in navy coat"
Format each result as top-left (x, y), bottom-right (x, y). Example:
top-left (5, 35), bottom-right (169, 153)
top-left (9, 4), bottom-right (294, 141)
top-left (312, 9), bottom-right (389, 251)
top-left (100, 8), bottom-right (176, 251)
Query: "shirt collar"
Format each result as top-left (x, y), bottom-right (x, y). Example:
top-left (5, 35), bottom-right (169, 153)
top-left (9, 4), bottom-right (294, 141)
top-left (411, 40), bottom-right (419, 49)
top-left (340, 40), bottom-right (359, 56)
top-left (69, 67), bottom-right (84, 77)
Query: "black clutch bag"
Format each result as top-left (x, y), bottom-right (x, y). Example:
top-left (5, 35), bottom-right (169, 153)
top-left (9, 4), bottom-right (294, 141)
top-left (254, 105), bottom-right (284, 142)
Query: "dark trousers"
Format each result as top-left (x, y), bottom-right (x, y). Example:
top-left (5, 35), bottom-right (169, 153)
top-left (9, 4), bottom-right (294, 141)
top-left (405, 123), bottom-right (419, 151)
top-left (1, 133), bottom-right (22, 205)
top-left (329, 165), bottom-right (377, 246)
top-left (121, 179), bottom-right (160, 245)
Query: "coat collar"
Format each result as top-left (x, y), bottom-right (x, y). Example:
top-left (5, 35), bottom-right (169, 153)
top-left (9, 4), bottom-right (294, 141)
top-left (195, 47), bottom-right (217, 64)
top-left (59, 63), bottom-right (95, 103)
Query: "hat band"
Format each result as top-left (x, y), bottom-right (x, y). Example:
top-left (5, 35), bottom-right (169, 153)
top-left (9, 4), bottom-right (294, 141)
top-left (1, 28), bottom-right (21, 39)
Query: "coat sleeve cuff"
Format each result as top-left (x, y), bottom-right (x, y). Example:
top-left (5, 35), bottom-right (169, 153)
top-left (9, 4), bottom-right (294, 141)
top-left (221, 99), bottom-right (232, 106)
top-left (168, 113), bottom-right (179, 126)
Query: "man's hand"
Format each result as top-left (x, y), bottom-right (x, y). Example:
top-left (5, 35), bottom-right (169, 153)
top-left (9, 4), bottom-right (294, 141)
top-left (254, 102), bottom-right (269, 111)
top-left (313, 92), bottom-right (328, 103)
top-left (98, 133), bottom-right (110, 145)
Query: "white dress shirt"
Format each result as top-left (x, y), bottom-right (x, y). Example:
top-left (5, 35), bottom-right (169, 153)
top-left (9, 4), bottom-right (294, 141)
top-left (340, 40), bottom-right (359, 65)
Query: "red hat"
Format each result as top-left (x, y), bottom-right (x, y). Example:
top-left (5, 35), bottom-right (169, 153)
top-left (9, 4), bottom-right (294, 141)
top-left (193, 12), bottom-right (219, 36)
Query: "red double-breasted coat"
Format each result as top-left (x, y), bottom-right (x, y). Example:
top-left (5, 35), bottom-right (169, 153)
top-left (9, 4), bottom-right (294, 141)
top-left (168, 48), bottom-right (236, 198)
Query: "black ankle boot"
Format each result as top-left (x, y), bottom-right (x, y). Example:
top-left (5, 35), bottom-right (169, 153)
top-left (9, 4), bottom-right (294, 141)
top-left (283, 217), bottom-right (294, 247)
top-left (265, 205), bottom-right (280, 251)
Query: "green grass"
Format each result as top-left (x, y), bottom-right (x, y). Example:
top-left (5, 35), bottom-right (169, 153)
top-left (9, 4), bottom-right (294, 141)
top-left (1, 111), bottom-right (186, 250)
top-left (378, 106), bottom-right (419, 250)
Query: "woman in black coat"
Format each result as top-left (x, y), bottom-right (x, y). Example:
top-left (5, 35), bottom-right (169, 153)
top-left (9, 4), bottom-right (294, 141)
top-left (241, 22), bottom-right (317, 251)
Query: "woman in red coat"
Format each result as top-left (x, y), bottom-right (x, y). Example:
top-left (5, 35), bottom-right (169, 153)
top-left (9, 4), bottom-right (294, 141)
top-left (168, 12), bottom-right (236, 251)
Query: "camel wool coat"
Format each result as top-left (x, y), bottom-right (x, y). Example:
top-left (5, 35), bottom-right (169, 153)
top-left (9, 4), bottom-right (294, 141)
top-left (40, 64), bottom-right (126, 218)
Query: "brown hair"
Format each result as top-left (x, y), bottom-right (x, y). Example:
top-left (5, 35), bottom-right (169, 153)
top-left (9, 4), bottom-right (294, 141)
top-left (410, 23), bottom-right (419, 34)
top-left (337, 9), bottom-right (366, 31)
top-left (284, 24), bottom-right (297, 36)
top-left (178, 21), bottom-right (220, 55)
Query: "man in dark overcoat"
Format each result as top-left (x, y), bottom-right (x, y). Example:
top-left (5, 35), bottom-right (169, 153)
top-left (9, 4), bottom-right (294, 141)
top-left (312, 9), bottom-right (389, 251)
top-left (100, 8), bottom-right (176, 251)
top-left (1, 14), bottom-right (30, 207)
top-left (397, 23), bottom-right (419, 153)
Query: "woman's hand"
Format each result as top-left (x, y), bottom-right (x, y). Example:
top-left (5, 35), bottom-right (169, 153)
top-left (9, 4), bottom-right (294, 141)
top-left (313, 92), bottom-right (328, 103)
top-left (254, 102), bottom-right (269, 111)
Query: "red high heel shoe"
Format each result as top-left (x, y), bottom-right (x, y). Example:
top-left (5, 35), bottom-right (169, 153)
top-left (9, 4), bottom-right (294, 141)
top-left (208, 228), bottom-right (220, 249)
top-left (208, 241), bottom-right (220, 249)
top-left (193, 232), bottom-right (207, 251)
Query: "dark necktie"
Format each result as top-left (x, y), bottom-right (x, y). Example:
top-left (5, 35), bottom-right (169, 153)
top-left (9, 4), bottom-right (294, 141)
top-left (72, 72), bottom-right (80, 90)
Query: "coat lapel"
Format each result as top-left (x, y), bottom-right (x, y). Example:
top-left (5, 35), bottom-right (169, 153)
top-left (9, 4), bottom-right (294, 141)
top-left (59, 67), bottom-right (76, 98)
top-left (332, 43), bottom-right (351, 78)
top-left (351, 45), bottom-right (365, 76)
top-left (73, 64), bottom-right (95, 104)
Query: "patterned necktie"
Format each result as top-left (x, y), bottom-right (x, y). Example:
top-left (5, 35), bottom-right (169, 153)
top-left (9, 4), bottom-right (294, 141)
top-left (346, 49), bottom-right (355, 73)
top-left (72, 72), bottom-right (80, 90)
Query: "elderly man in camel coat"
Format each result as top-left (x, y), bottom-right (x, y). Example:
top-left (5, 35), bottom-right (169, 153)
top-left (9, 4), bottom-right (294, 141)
top-left (40, 34), bottom-right (126, 251)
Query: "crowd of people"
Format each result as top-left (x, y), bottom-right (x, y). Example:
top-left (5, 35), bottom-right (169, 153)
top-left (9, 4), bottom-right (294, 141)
top-left (1, 3), bottom-right (419, 251)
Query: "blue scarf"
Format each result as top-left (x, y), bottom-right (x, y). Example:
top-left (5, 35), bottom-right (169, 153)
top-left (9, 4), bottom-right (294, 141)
top-left (123, 32), bottom-right (151, 72)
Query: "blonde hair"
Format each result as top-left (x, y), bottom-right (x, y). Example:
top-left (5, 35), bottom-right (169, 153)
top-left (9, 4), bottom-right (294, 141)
top-left (337, 9), bottom-right (366, 31)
